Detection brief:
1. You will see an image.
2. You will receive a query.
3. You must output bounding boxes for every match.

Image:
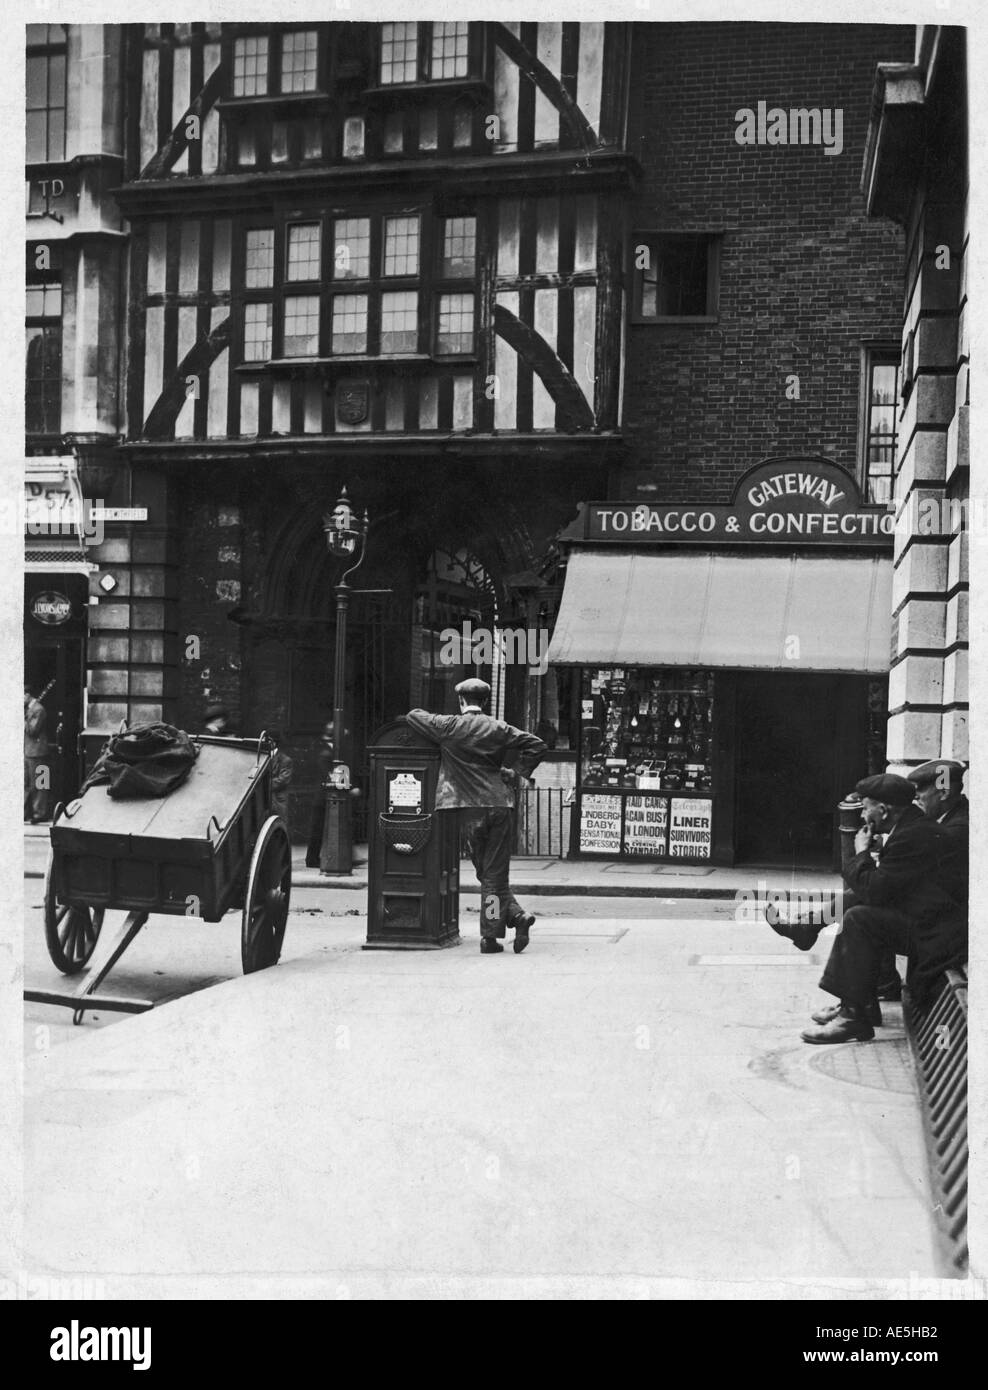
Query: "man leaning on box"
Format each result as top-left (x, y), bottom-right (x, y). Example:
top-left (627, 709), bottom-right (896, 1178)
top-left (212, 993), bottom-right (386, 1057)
top-left (406, 678), bottom-right (546, 955)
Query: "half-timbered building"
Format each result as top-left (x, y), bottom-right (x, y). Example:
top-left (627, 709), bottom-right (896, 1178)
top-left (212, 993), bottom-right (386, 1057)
top-left (102, 20), bottom-right (634, 832)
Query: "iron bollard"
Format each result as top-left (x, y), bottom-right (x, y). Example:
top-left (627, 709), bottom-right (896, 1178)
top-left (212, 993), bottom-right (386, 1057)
top-left (320, 783), bottom-right (353, 874)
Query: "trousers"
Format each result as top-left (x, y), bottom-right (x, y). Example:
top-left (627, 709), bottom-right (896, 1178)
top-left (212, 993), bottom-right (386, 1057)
top-left (460, 807), bottom-right (523, 939)
top-left (840, 888), bottom-right (900, 993)
top-left (820, 905), bottom-right (913, 1007)
top-left (24, 756), bottom-right (49, 821)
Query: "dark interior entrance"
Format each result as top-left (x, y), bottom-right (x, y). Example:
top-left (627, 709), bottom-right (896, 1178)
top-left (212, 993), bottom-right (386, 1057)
top-left (734, 673), bottom-right (868, 868)
top-left (24, 573), bottom-right (88, 809)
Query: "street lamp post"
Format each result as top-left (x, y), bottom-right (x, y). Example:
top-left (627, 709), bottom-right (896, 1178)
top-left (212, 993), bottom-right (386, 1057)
top-left (320, 488), bottom-right (369, 874)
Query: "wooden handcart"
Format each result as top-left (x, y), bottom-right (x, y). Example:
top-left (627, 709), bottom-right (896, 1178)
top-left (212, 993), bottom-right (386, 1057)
top-left (24, 734), bottom-right (292, 1024)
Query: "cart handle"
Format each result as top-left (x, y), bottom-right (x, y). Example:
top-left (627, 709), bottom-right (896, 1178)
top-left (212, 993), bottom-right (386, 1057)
top-left (59, 798), bottom-right (83, 820)
top-left (205, 814), bottom-right (225, 843)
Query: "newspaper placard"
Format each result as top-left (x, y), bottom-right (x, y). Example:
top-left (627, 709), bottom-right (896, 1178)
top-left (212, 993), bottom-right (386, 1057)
top-left (579, 793), bottom-right (622, 854)
top-left (623, 795), bottom-right (669, 855)
top-left (669, 797), bottom-right (713, 858)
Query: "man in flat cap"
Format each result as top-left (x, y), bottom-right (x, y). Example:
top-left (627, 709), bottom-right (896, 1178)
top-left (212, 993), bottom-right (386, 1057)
top-left (204, 703), bottom-right (234, 735)
top-left (406, 679), bottom-right (547, 954)
top-left (908, 759), bottom-right (969, 981)
top-left (774, 772), bottom-right (965, 1043)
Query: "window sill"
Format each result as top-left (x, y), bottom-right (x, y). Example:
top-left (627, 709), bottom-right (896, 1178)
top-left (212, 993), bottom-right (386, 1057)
top-left (362, 78), bottom-right (490, 104)
top-left (217, 93), bottom-right (333, 115)
top-left (237, 353), bottom-right (473, 372)
top-left (631, 315), bottom-right (719, 326)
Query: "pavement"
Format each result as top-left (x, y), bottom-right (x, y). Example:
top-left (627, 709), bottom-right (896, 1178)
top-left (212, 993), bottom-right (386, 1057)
top-left (20, 846), bottom-right (949, 1297)
top-left (23, 824), bottom-right (842, 901)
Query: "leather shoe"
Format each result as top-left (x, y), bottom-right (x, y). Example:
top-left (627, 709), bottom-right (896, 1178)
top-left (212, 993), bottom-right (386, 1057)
top-left (801, 1012), bottom-right (875, 1044)
top-left (480, 940), bottom-right (503, 954)
top-left (763, 904), bottom-right (821, 952)
top-left (512, 912), bottom-right (534, 954)
top-left (811, 999), bottom-right (882, 1027)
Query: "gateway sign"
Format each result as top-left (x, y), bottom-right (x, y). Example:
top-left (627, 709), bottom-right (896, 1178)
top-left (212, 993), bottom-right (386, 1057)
top-left (561, 458), bottom-right (893, 548)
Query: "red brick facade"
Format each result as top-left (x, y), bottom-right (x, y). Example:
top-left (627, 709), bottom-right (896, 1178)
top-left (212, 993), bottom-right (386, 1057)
top-left (621, 22), bottom-right (914, 502)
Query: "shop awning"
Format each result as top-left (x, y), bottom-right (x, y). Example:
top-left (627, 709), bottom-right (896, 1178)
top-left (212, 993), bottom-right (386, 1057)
top-left (547, 550), bottom-right (892, 672)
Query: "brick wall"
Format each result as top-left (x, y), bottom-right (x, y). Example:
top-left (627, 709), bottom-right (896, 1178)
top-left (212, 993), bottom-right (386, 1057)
top-left (621, 22), bottom-right (914, 501)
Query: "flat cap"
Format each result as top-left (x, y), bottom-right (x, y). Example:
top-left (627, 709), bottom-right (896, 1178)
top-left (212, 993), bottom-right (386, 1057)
top-left (907, 759), bottom-right (966, 789)
top-left (204, 703), bottom-right (229, 721)
top-left (855, 773), bottom-right (916, 807)
top-left (455, 678), bottom-right (491, 702)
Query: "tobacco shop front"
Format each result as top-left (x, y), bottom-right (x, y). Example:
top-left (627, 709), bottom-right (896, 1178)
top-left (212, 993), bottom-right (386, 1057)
top-left (547, 459), bottom-right (894, 869)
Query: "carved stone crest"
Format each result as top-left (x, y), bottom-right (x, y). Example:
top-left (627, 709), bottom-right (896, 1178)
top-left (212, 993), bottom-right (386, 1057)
top-left (337, 380), bottom-right (370, 425)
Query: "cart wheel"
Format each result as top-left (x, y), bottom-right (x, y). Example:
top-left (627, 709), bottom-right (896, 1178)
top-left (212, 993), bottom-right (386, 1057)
top-left (43, 851), bottom-right (105, 976)
top-left (242, 817), bottom-right (291, 974)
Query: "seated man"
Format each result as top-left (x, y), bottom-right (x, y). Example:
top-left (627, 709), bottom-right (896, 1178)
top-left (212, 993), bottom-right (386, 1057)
top-left (869, 759), bottom-right (968, 1004)
top-left (908, 758), bottom-right (968, 906)
top-left (772, 773), bottom-right (965, 1044)
top-left (406, 679), bottom-right (546, 955)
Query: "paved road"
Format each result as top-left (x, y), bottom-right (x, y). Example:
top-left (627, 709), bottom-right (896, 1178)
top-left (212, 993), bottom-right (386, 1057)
top-left (21, 875), bottom-right (945, 1296)
top-left (22, 883), bottom-right (734, 1048)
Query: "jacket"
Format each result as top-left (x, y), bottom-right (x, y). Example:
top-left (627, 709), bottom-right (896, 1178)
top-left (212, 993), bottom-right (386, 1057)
top-left (405, 708), bottom-right (546, 810)
top-left (845, 802), bottom-right (967, 1005)
top-left (935, 796), bottom-right (968, 913)
top-left (24, 698), bottom-right (49, 757)
top-left (269, 751), bottom-right (294, 821)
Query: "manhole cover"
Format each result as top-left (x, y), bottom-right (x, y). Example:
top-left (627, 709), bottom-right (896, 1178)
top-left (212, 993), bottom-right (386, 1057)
top-left (808, 1036), bottom-right (917, 1095)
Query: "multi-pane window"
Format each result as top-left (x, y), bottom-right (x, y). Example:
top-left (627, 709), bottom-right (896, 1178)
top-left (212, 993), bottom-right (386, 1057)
top-left (332, 295), bottom-right (369, 354)
top-left (281, 30), bottom-right (318, 93)
top-left (26, 277), bottom-right (62, 433)
top-left (436, 293), bottom-right (474, 355)
top-left (864, 356), bottom-right (900, 504)
top-left (237, 210), bottom-right (474, 362)
top-left (245, 228), bottom-right (275, 288)
top-left (380, 22), bottom-right (418, 84)
top-left (233, 35), bottom-right (268, 96)
top-left (381, 291), bottom-right (419, 353)
top-left (334, 218), bottom-right (371, 279)
top-left (431, 22), bottom-right (469, 79)
top-left (384, 217), bottom-right (420, 277)
top-left (286, 223), bottom-right (321, 281)
top-left (283, 294), bottom-right (320, 356)
top-left (441, 218), bottom-right (476, 278)
top-left (243, 301), bottom-right (273, 361)
top-left (26, 25), bottom-right (67, 163)
top-left (635, 234), bottom-right (718, 320)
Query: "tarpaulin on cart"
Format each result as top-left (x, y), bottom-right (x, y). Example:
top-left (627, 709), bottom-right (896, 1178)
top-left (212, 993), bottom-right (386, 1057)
top-left (546, 549), bottom-right (893, 672)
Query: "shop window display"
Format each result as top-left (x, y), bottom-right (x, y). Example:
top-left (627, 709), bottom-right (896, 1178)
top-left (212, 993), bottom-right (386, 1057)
top-left (575, 666), bottom-right (716, 860)
top-left (580, 668), bottom-right (714, 793)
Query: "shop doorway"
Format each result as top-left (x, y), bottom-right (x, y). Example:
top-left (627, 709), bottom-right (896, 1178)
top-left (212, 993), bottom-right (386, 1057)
top-left (24, 635), bottom-right (86, 810)
top-left (734, 673), bottom-right (867, 868)
top-left (25, 573), bottom-right (89, 811)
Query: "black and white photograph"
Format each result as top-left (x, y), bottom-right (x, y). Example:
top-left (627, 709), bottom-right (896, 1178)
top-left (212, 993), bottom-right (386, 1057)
top-left (4, 0), bottom-right (985, 1334)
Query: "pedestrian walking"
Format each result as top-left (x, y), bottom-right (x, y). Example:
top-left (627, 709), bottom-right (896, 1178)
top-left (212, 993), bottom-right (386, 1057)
top-left (305, 723), bottom-right (336, 867)
top-left (265, 729), bottom-right (294, 827)
top-left (24, 683), bottom-right (50, 823)
top-left (406, 678), bottom-right (546, 954)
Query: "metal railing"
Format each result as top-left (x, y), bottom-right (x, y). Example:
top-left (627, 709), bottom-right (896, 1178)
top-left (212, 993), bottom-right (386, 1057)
top-left (905, 968), bottom-right (968, 1273)
top-left (514, 786), bottom-right (571, 858)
